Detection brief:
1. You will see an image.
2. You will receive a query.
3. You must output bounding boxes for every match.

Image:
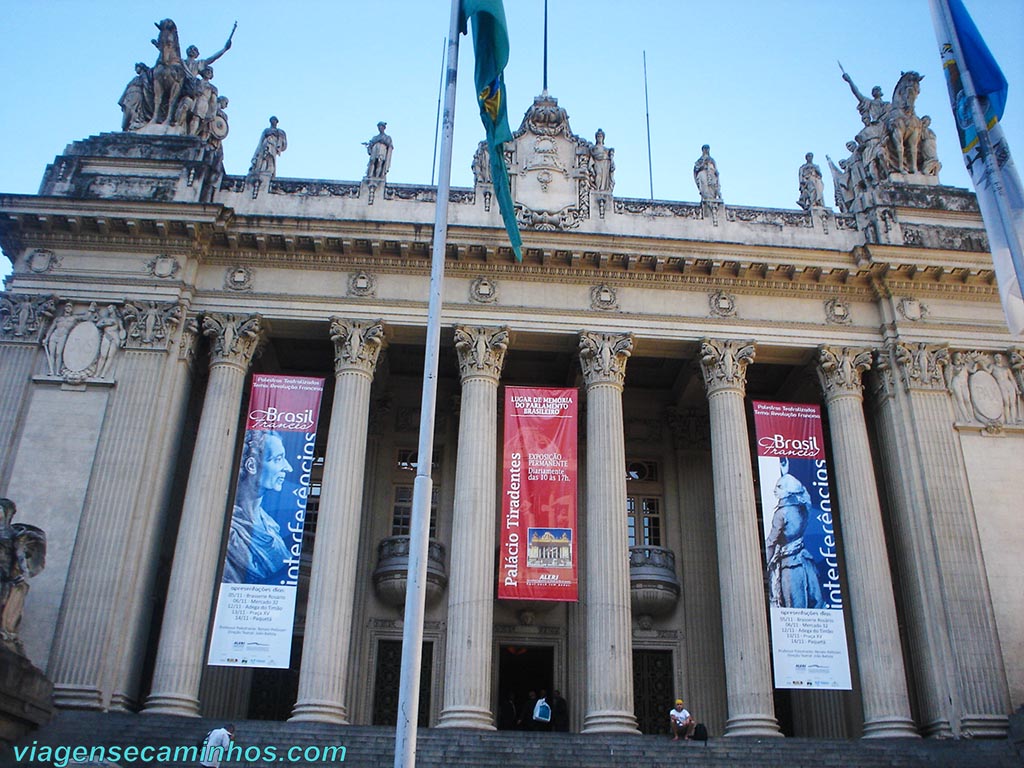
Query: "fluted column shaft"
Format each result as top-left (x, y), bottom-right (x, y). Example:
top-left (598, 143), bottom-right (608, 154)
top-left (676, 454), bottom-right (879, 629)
top-left (699, 339), bottom-right (780, 737)
top-left (144, 314), bottom-right (264, 716)
top-left (291, 318), bottom-right (385, 723)
top-left (439, 326), bottom-right (508, 729)
top-left (579, 332), bottom-right (638, 733)
top-left (816, 346), bottom-right (917, 738)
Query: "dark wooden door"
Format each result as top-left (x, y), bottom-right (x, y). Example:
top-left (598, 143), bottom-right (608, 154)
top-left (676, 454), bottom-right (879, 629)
top-left (632, 649), bottom-right (674, 735)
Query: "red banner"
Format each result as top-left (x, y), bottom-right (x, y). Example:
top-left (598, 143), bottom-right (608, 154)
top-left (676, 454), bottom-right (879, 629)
top-left (499, 387), bottom-right (578, 601)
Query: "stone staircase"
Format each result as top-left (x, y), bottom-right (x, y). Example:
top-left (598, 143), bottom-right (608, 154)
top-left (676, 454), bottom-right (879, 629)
top-left (4, 711), bottom-right (1023, 768)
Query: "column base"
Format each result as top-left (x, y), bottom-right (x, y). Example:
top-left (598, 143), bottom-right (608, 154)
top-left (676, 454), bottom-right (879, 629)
top-left (920, 717), bottom-right (955, 739)
top-left (289, 700), bottom-right (349, 724)
top-left (723, 714), bottom-right (782, 737)
top-left (109, 693), bottom-right (139, 713)
top-left (961, 714), bottom-right (1009, 738)
top-left (862, 715), bottom-right (920, 738)
top-left (582, 709), bottom-right (640, 734)
top-left (142, 692), bottom-right (200, 717)
top-left (437, 705), bottom-right (496, 730)
top-left (52, 684), bottom-right (104, 711)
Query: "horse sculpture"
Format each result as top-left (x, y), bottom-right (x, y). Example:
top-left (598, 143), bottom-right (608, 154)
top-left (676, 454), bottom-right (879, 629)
top-left (886, 71), bottom-right (924, 174)
top-left (150, 19), bottom-right (187, 125)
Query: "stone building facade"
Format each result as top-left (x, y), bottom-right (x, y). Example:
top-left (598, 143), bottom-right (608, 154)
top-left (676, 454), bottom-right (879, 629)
top-left (0, 62), bottom-right (1021, 741)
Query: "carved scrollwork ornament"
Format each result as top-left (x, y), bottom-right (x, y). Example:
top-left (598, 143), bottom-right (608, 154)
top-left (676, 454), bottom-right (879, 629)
top-left (348, 270), bottom-right (376, 297)
top-left (202, 313), bottom-right (265, 368)
top-left (708, 291), bottom-right (736, 318)
top-left (469, 276), bottom-right (498, 303)
top-left (870, 346), bottom-right (898, 401)
top-left (824, 297), bottom-right (852, 325)
top-left (817, 345), bottom-right (872, 401)
top-left (330, 318), bottom-right (386, 376)
top-left (224, 266), bottom-right (253, 291)
top-left (578, 331), bottom-right (633, 387)
top-left (0, 293), bottom-right (56, 345)
top-left (453, 326), bottom-right (508, 383)
top-left (699, 338), bottom-right (756, 396)
top-left (590, 284), bottom-right (618, 311)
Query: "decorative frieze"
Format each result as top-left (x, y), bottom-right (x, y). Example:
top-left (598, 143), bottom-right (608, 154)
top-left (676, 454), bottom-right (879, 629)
top-left (579, 331), bottom-right (633, 387)
top-left (698, 338), bottom-right (756, 396)
top-left (0, 293), bottom-right (56, 345)
top-left (330, 318), bottom-right (385, 377)
top-left (453, 326), bottom-right (508, 382)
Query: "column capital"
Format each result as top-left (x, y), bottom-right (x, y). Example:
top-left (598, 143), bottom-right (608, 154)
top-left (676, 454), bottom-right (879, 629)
top-left (579, 331), bottom-right (633, 388)
top-left (329, 318), bottom-right (386, 377)
top-left (816, 345), bottom-right (872, 402)
top-left (888, 341), bottom-right (950, 393)
top-left (202, 313), bottom-right (265, 369)
top-left (454, 325), bottom-right (508, 384)
top-left (699, 338), bottom-right (755, 396)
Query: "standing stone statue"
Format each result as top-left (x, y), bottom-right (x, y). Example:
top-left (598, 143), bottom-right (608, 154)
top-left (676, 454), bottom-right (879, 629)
top-left (919, 116), bottom-right (941, 176)
top-left (842, 69), bottom-right (891, 125)
top-left (118, 63), bottom-right (154, 131)
top-left (693, 144), bottom-right (721, 202)
top-left (590, 129), bottom-right (615, 193)
top-left (0, 499), bottom-right (47, 656)
top-left (248, 117), bottom-right (288, 180)
top-left (182, 23), bottom-right (236, 79)
top-left (797, 152), bottom-right (825, 209)
top-left (364, 121), bottom-right (394, 181)
top-left (472, 141), bottom-right (492, 185)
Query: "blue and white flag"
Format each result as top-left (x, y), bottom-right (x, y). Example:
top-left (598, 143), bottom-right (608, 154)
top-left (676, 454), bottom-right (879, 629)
top-left (931, 0), bottom-right (1024, 336)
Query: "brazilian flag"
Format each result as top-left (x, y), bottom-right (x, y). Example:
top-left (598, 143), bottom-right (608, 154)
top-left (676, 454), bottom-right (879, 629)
top-left (460, 0), bottom-right (523, 262)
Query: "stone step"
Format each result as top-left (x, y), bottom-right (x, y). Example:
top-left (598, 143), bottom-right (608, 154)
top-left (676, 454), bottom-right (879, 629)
top-left (3, 711), bottom-right (1021, 768)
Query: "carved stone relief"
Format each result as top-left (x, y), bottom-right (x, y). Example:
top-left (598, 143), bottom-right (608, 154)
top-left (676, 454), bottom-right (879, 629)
top-left (122, 300), bottom-right (182, 350)
top-left (945, 350), bottom-right (1022, 428)
top-left (824, 297), bottom-right (852, 325)
top-left (453, 326), bottom-right (508, 382)
top-left (590, 284), bottom-right (617, 311)
top-left (891, 342), bottom-right (948, 392)
top-left (896, 297), bottom-right (928, 321)
top-left (708, 291), bottom-right (736, 318)
top-left (145, 255), bottom-right (181, 279)
top-left (469, 276), bottom-right (498, 304)
top-left (330, 318), bottom-right (386, 377)
top-left (0, 294), bottom-right (56, 345)
top-left (817, 346), bottom-right (872, 400)
top-left (42, 301), bottom-right (126, 383)
top-left (224, 266), bottom-right (253, 291)
top-left (579, 331), bottom-right (633, 387)
top-left (699, 338), bottom-right (755, 396)
top-left (26, 249), bottom-right (61, 274)
top-left (202, 313), bottom-right (265, 368)
top-left (348, 271), bottom-right (376, 298)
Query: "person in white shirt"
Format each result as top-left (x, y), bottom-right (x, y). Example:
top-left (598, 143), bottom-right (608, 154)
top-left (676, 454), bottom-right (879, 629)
top-left (669, 700), bottom-right (695, 741)
top-left (199, 723), bottom-right (234, 768)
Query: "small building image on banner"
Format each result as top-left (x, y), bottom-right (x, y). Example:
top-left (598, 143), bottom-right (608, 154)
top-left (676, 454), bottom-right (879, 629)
top-left (208, 374), bottom-right (325, 669)
top-left (753, 401), bottom-right (852, 690)
top-left (499, 386), bottom-right (579, 601)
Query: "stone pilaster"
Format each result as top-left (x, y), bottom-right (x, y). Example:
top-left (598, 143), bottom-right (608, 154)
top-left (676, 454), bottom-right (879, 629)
top-left (815, 346), bottom-right (917, 738)
top-left (438, 326), bottom-right (508, 729)
top-left (49, 304), bottom-right (192, 710)
top-left (666, 406), bottom-right (728, 736)
top-left (291, 318), bottom-right (385, 723)
top-left (873, 342), bottom-right (1010, 738)
top-left (144, 313), bottom-right (265, 716)
top-left (578, 331), bottom-right (639, 733)
top-left (698, 338), bottom-right (780, 737)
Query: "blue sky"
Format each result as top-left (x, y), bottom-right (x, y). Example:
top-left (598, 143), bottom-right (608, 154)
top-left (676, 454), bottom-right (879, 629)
top-left (2, 0), bottom-right (1023, 280)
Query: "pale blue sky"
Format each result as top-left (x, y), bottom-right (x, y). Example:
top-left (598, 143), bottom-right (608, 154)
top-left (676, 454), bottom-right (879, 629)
top-left (2, 0), bottom-right (1023, 281)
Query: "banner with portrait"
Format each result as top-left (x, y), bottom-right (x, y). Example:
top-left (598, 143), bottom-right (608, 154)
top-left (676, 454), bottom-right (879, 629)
top-left (498, 387), bottom-right (578, 601)
top-left (752, 401), bottom-right (852, 690)
top-left (208, 374), bottom-right (325, 668)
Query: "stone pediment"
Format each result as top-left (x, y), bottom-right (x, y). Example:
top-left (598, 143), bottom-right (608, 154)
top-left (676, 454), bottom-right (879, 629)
top-left (507, 92), bottom-right (591, 231)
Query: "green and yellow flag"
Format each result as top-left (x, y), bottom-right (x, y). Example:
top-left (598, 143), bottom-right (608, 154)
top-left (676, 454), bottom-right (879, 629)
top-left (459, 0), bottom-right (523, 261)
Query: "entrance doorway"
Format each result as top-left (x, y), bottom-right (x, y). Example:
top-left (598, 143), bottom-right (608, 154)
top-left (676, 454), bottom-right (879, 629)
top-left (633, 648), bottom-right (674, 735)
top-left (371, 639), bottom-right (433, 726)
top-left (497, 644), bottom-right (554, 730)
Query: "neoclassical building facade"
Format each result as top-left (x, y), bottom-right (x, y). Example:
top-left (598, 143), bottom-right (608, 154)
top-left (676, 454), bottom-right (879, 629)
top-left (0, 76), bottom-right (1021, 741)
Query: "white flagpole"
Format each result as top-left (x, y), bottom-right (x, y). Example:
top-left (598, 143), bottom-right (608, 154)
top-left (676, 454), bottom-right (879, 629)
top-left (393, 2), bottom-right (462, 767)
top-left (929, 0), bottom-right (1024, 334)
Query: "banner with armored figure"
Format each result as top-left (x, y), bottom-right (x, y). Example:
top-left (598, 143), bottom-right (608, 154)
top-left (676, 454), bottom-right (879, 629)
top-left (208, 374), bottom-right (324, 669)
top-left (499, 387), bottom-right (579, 601)
top-left (753, 401), bottom-right (852, 690)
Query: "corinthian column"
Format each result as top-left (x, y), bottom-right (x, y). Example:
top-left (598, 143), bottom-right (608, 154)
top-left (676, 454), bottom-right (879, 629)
top-left (144, 314), bottom-right (265, 716)
top-left (816, 346), bottom-right (917, 738)
top-left (578, 331), bottom-right (639, 734)
top-left (291, 318), bottom-right (385, 723)
top-left (438, 326), bottom-right (508, 729)
top-left (699, 338), bottom-right (780, 737)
